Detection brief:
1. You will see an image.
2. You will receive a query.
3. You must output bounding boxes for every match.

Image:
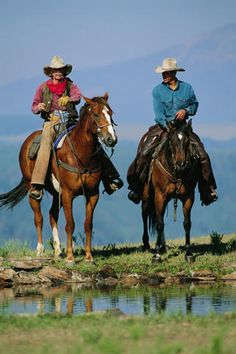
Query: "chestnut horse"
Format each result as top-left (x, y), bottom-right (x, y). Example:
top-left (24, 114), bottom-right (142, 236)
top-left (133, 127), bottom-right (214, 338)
top-left (141, 121), bottom-right (200, 260)
top-left (0, 93), bottom-right (117, 262)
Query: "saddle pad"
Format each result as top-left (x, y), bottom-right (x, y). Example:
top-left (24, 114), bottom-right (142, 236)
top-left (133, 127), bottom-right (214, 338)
top-left (53, 124), bottom-right (76, 149)
top-left (28, 124), bottom-right (76, 159)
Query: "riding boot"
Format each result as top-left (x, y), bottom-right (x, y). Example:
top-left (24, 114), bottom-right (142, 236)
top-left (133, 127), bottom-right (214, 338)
top-left (189, 132), bottom-right (217, 205)
top-left (29, 184), bottom-right (44, 201)
top-left (99, 148), bottom-right (124, 194)
top-left (127, 160), bottom-right (144, 204)
top-left (30, 117), bottom-right (59, 200)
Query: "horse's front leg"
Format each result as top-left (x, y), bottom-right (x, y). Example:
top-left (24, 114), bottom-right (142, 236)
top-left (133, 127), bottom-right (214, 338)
top-left (29, 197), bottom-right (44, 256)
top-left (84, 192), bottom-right (99, 262)
top-left (49, 194), bottom-right (62, 257)
top-left (153, 193), bottom-right (167, 260)
top-left (182, 196), bottom-right (194, 257)
top-left (142, 201), bottom-right (150, 250)
top-left (62, 189), bottom-right (75, 262)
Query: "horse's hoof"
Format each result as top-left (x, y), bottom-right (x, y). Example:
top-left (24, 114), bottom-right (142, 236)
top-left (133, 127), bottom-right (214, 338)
top-left (65, 260), bottom-right (75, 267)
top-left (158, 245), bottom-right (167, 255)
top-left (142, 244), bottom-right (151, 252)
top-left (185, 254), bottom-right (196, 263)
top-left (54, 249), bottom-right (62, 258)
top-left (36, 243), bottom-right (44, 257)
top-left (152, 254), bottom-right (162, 263)
top-left (85, 258), bottom-right (94, 263)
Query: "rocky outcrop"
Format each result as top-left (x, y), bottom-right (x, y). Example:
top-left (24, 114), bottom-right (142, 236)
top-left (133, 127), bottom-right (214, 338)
top-left (1, 260), bottom-right (236, 287)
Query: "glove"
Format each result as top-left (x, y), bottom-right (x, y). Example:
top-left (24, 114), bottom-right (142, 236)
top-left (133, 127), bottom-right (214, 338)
top-left (58, 96), bottom-right (70, 107)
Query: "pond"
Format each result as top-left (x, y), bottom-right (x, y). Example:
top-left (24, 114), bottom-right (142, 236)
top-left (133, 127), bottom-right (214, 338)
top-left (1, 283), bottom-right (236, 316)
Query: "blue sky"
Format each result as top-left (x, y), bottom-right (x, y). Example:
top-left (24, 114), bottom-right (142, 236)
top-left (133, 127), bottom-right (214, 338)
top-left (1, 0), bottom-right (236, 86)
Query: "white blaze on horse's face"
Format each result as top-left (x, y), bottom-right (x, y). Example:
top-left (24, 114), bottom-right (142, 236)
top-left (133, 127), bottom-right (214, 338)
top-left (178, 132), bottom-right (183, 140)
top-left (102, 105), bottom-right (116, 141)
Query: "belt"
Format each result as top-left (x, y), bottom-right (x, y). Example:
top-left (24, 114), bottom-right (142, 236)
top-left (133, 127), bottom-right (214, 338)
top-left (51, 110), bottom-right (69, 120)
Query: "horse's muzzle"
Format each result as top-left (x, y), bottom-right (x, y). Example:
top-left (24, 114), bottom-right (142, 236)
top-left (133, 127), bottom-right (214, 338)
top-left (103, 134), bottom-right (117, 147)
top-left (175, 160), bottom-right (189, 175)
top-left (107, 136), bottom-right (117, 147)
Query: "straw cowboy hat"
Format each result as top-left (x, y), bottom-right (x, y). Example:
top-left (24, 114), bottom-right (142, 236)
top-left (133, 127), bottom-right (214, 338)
top-left (155, 58), bottom-right (185, 73)
top-left (43, 56), bottom-right (72, 77)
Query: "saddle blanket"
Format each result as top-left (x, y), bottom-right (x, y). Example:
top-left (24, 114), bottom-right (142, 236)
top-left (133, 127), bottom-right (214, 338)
top-left (28, 124), bottom-right (75, 159)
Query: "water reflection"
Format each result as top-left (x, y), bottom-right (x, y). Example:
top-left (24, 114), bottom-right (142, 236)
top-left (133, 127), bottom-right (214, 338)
top-left (0, 283), bottom-right (236, 316)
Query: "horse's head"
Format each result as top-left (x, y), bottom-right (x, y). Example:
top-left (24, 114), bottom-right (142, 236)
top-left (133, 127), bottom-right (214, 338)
top-left (82, 93), bottom-right (117, 147)
top-left (167, 121), bottom-right (191, 177)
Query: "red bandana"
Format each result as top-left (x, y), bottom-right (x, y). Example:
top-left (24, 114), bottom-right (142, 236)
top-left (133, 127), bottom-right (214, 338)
top-left (46, 79), bottom-right (67, 95)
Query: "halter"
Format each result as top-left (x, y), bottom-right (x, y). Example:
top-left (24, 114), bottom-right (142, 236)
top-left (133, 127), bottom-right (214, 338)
top-left (167, 128), bottom-right (191, 178)
top-left (88, 107), bottom-right (117, 134)
top-left (153, 126), bottom-right (191, 194)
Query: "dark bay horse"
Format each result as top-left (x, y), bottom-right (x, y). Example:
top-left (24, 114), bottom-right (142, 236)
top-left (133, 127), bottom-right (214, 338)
top-left (0, 93), bottom-right (117, 262)
top-left (141, 121), bottom-right (199, 259)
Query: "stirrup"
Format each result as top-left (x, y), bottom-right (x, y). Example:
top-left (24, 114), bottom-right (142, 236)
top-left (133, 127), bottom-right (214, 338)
top-left (103, 177), bottom-right (124, 195)
top-left (110, 178), bottom-right (124, 190)
top-left (201, 191), bottom-right (218, 206)
top-left (128, 191), bottom-right (140, 204)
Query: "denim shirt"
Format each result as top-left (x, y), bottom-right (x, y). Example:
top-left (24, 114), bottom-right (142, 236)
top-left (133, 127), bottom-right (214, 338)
top-left (152, 80), bottom-right (199, 128)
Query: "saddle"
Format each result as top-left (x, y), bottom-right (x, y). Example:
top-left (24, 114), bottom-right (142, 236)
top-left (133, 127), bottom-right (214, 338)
top-left (28, 124), bottom-right (75, 159)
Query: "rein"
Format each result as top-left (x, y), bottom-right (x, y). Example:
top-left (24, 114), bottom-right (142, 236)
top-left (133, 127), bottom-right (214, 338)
top-left (155, 159), bottom-right (182, 186)
top-left (57, 103), bottom-right (115, 174)
top-left (153, 136), bottom-right (183, 187)
top-left (153, 129), bottom-right (193, 222)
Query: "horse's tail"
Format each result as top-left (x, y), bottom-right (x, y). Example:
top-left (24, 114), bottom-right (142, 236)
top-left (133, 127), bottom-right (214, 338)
top-left (146, 182), bottom-right (157, 235)
top-left (0, 178), bottom-right (28, 210)
top-left (148, 204), bottom-right (157, 236)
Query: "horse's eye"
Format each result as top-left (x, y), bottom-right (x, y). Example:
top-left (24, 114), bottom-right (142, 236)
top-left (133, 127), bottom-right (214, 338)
top-left (94, 113), bottom-right (99, 118)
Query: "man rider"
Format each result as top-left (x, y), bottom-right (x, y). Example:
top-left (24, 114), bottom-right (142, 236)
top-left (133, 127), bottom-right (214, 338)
top-left (127, 58), bottom-right (217, 206)
top-left (30, 55), bottom-right (123, 200)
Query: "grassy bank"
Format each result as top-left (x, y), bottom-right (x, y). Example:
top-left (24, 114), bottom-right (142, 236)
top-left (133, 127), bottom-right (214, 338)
top-left (1, 233), bottom-right (236, 280)
top-left (0, 312), bottom-right (236, 354)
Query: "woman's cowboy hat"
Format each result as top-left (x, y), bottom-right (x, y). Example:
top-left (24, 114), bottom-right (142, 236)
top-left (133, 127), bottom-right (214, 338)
top-left (43, 56), bottom-right (72, 77)
top-left (155, 58), bottom-right (185, 73)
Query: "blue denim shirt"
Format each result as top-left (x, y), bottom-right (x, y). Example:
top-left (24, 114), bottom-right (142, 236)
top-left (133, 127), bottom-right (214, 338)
top-left (152, 80), bottom-right (199, 128)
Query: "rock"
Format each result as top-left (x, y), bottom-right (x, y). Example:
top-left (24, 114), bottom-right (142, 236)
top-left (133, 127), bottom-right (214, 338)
top-left (121, 273), bottom-right (141, 286)
top-left (10, 260), bottom-right (43, 271)
top-left (14, 271), bottom-right (41, 284)
top-left (98, 265), bottom-right (117, 278)
top-left (0, 268), bottom-right (17, 282)
top-left (190, 270), bottom-right (216, 281)
top-left (38, 266), bottom-right (71, 283)
top-left (71, 271), bottom-right (93, 283)
top-left (222, 272), bottom-right (236, 281)
top-left (141, 272), bottom-right (166, 285)
top-left (102, 277), bottom-right (119, 286)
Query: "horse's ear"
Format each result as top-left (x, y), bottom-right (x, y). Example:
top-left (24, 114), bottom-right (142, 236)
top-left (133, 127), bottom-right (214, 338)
top-left (187, 119), bottom-right (192, 127)
top-left (82, 95), bottom-right (93, 105)
top-left (186, 119), bottom-right (193, 132)
top-left (103, 92), bottom-right (109, 101)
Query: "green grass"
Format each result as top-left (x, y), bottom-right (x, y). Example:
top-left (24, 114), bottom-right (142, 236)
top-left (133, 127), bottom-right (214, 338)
top-left (1, 234), bottom-right (236, 280)
top-left (0, 312), bottom-right (235, 354)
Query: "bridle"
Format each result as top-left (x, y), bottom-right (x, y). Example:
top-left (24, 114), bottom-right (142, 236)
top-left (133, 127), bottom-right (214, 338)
top-left (87, 106), bottom-right (117, 134)
top-left (167, 127), bottom-right (191, 178)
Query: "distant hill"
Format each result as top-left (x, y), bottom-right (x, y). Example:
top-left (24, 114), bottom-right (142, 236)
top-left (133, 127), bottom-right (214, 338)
top-left (0, 24), bottom-right (236, 140)
top-left (0, 139), bottom-right (236, 249)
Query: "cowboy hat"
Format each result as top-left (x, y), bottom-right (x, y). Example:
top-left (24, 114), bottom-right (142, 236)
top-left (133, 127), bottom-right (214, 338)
top-left (43, 56), bottom-right (72, 77)
top-left (154, 58), bottom-right (185, 73)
